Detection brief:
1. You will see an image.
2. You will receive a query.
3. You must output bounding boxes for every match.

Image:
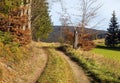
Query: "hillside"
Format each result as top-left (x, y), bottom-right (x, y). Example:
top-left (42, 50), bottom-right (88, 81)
top-left (42, 26), bottom-right (106, 42)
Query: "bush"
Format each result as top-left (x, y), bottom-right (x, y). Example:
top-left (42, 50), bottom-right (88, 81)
top-left (0, 31), bottom-right (12, 44)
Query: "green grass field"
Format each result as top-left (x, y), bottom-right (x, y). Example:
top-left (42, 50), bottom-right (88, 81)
top-left (92, 46), bottom-right (120, 61)
top-left (93, 39), bottom-right (120, 61)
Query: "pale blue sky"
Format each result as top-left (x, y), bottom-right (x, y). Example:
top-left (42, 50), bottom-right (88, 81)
top-left (48, 0), bottom-right (120, 30)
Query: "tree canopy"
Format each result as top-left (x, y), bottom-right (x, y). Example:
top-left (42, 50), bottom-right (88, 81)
top-left (32, 0), bottom-right (52, 41)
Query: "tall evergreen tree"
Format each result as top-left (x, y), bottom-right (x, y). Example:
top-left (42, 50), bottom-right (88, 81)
top-left (32, 0), bottom-right (52, 41)
top-left (105, 11), bottom-right (119, 47)
top-left (118, 28), bottom-right (120, 43)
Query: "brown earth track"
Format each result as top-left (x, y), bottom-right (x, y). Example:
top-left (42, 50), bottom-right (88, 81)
top-left (56, 50), bottom-right (90, 83)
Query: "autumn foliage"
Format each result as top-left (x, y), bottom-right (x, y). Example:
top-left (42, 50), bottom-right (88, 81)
top-left (64, 28), bottom-right (74, 44)
top-left (64, 28), bottom-right (95, 51)
top-left (0, 7), bottom-right (31, 45)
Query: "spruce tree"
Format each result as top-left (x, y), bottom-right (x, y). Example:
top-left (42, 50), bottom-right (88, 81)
top-left (32, 0), bottom-right (52, 41)
top-left (105, 11), bottom-right (119, 47)
top-left (118, 29), bottom-right (120, 43)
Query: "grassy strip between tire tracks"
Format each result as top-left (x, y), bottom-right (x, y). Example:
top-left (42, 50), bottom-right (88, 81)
top-left (57, 46), bottom-right (120, 83)
top-left (36, 48), bottom-right (76, 83)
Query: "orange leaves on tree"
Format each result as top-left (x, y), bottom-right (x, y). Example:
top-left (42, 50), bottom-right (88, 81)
top-left (64, 28), bottom-right (95, 51)
top-left (0, 6), bottom-right (31, 45)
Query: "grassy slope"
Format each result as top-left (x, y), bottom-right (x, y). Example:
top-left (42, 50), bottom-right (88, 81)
top-left (0, 42), bottom-right (48, 83)
top-left (0, 42), bottom-right (30, 82)
top-left (37, 48), bottom-right (76, 83)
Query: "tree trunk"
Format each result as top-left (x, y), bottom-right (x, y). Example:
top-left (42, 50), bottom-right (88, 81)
top-left (20, 0), bottom-right (32, 30)
top-left (73, 28), bottom-right (78, 49)
top-left (37, 38), bottom-right (40, 42)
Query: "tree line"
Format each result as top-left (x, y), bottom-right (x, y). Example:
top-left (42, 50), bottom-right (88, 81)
top-left (0, 0), bottom-right (52, 45)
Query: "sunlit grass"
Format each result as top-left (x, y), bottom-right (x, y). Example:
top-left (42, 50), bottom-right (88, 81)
top-left (92, 39), bottom-right (120, 60)
top-left (35, 42), bottom-right (60, 48)
top-left (0, 41), bottom-right (32, 64)
top-left (92, 47), bottom-right (120, 61)
top-left (93, 39), bottom-right (105, 45)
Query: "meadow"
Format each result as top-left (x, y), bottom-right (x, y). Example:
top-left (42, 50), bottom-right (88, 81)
top-left (92, 46), bottom-right (120, 61)
top-left (92, 39), bottom-right (120, 61)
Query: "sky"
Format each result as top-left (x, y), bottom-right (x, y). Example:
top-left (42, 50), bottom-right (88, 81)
top-left (48, 0), bottom-right (120, 30)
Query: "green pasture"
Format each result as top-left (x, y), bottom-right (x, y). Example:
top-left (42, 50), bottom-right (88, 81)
top-left (92, 45), bottom-right (120, 61)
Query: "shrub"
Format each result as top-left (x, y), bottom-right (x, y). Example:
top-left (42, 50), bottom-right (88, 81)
top-left (0, 31), bottom-right (12, 44)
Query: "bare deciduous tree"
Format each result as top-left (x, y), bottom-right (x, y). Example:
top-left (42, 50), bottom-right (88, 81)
top-left (73, 0), bottom-right (101, 49)
top-left (52, 0), bottom-right (101, 49)
top-left (77, 0), bottom-right (101, 33)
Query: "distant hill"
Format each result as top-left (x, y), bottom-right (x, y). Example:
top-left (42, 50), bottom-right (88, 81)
top-left (41, 26), bottom-right (106, 42)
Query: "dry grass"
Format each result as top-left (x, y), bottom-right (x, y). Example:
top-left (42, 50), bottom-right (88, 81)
top-left (93, 39), bottom-right (105, 45)
top-left (82, 51), bottom-right (120, 76)
top-left (0, 43), bottom-right (30, 64)
top-left (0, 41), bottom-right (47, 83)
top-left (35, 41), bottom-right (60, 48)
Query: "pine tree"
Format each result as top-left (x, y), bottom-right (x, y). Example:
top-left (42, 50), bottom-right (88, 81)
top-left (32, 0), bottom-right (52, 41)
top-left (118, 29), bottom-right (120, 43)
top-left (105, 11), bottom-right (119, 47)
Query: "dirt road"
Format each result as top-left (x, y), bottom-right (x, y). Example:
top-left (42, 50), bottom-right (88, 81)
top-left (56, 50), bottom-right (90, 83)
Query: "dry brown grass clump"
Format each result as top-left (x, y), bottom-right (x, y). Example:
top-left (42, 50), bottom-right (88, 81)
top-left (93, 39), bottom-right (105, 45)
